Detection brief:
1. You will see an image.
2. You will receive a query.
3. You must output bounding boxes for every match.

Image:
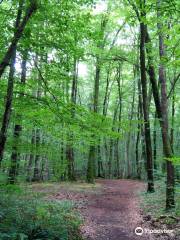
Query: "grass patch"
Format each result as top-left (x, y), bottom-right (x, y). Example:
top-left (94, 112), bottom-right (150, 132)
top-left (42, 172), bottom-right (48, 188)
top-left (28, 181), bottom-right (102, 196)
top-left (140, 179), bottom-right (180, 219)
top-left (0, 184), bottom-right (83, 240)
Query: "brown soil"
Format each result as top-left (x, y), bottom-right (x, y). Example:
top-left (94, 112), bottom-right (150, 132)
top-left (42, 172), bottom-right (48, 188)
top-left (80, 179), bottom-right (153, 240)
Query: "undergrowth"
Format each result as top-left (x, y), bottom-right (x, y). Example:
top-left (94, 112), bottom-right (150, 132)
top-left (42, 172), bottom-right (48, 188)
top-left (140, 179), bottom-right (180, 218)
top-left (0, 184), bottom-right (83, 240)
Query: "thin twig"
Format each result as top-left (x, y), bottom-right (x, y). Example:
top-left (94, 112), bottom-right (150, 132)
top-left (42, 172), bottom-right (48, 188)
top-left (167, 72), bottom-right (180, 98)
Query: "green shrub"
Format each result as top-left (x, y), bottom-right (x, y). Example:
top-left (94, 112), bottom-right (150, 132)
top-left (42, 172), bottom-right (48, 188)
top-left (0, 186), bottom-right (82, 240)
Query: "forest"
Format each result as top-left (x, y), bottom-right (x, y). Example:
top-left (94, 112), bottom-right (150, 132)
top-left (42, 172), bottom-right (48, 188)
top-left (0, 0), bottom-right (179, 239)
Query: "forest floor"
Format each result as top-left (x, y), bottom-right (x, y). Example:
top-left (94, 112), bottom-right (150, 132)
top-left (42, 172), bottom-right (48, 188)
top-left (31, 179), bottom-right (179, 240)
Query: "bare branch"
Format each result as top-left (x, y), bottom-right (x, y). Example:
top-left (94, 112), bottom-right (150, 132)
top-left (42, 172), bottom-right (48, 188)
top-left (167, 72), bottom-right (180, 98)
top-left (109, 21), bottom-right (126, 50)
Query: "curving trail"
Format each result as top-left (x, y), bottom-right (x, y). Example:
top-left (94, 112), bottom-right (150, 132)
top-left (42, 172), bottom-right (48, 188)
top-left (81, 179), bottom-right (153, 240)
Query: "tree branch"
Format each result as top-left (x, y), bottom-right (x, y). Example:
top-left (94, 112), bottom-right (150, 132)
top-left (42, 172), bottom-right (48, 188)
top-left (0, 0), bottom-right (38, 79)
top-left (127, 0), bottom-right (140, 22)
top-left (167, 72), bottom-right (180, 98)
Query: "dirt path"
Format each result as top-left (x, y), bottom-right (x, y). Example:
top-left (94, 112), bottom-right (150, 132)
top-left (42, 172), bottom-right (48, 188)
top-left (81, 179), bottom-right (153, 240)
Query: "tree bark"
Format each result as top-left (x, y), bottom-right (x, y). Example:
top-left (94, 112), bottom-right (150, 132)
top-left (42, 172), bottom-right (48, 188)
top-left (115, 63), bottom-right (123, 178)
top-left (0, 0), bottom-right (24, 166)
top-left (145, 30), bottom-right (162, 121)
top-left (8, 51), bottom-right (27, 184)
top-left (139, 0), bottom-right (154, 192)
top-left (136, 86), bottom-right (141, 179)
top-left (32, 54), bottom-right (42, 182)
top-left (87, 57), bottom-right (101, 183)
top-left (157, 0), bottom-right (175, 209)
top-left (126, 70), bottom-right (136, 178)
top-left (26, 129), bottom-right (36, 182)
top-left (87, 145), bottom-right (95, 183)
top-left (102, 64), bottom-right (111, 116)
top-left (32, 128), bottom-right (41, 182)
top-left (108, 104), bottom-right (119, 179)
top-left (153, 112), bottom-right (157, 170)
top-left (66, 57), bottom-right (78, 181)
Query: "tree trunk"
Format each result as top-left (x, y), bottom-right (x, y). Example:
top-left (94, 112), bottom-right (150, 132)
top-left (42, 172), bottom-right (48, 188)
top-left (8, 125), bottom-right (22, 183)
top-left (66, 57), bottom-right (78, 181)
top-left (141, 6), bottom-right (175, 207)
top-left (126, 71), bottom-right (136, 178)
top-left (31, 54), bottom-right (43, 182)
top-left (87, 145), bottom-right (95, 183)
top-left (170, 81), bottom-right (175, 153)
top-left (26, 129), bottom-right (36, 182)
top-left (0, 0), bottom-right (24, 166)
top-left (103, 64), bottom-right (111, 116)
top-left (32, 128), bottom-right (41, 182)
top-left (153, 112), bottom-right (157, 170)
top-left (8, 51), bottom-right (27, 184)
top-left (157, 0), bottom-right (175, 208)
top-left (115, 63), bottom-right (123, 178)
top-left (136, 97), bottom-right (141, 179)
top-left (86, 15), bottom-right (108, 183)
top-left (139, 1), bottom-right (154, 192)
top-left (66, 146), bottom-right (75, 181)
top-left (86, 57), bottom-right (101, 183)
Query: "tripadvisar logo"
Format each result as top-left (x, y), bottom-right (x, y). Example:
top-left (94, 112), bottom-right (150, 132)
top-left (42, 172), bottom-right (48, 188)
top-left (135, 227), bottom-right (174, 236)
top-left (135, 227), bottom-right (144, 236)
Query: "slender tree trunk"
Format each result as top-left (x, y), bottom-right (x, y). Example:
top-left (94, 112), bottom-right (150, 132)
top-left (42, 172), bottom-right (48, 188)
top-left (142, 8), bottom-right (175, 207)
top-left (97, 144), bottom-right (101, 177)
top-left (86, 15), bottom-right (108, 183)
top-left (66, 57), bottom-right (78, 181)
top-left (8, 125), bottom-right (22, 183)
top-left (26, 129), bottom-right (35, 182)
top-left (115, 64), bottom-right (123, 178)
top-left (170, 83), bottom-right (175, 153)
top-left (32, 128), bottom-right (41, 181)
top-left (103, 65), bottom-right (111, 116)
top-left (139, 1), bottom-right (154, 192)
top-left (153, 112), bottom-right (157, 170)
top-left (0, 0), bottom-right (24, 166)
top-left (114, 139), bottom-right (119, 178)
top-left (139, 80), bottom-right (146, 178)
top-left (66, 146), bottom-right (75, 181)
top-left (108, 139), bottom-right (114, 178)
top-left (136, 99), bottom-right (141, 179)
top-left (126, 72), bottom-right (135, 178)
top-left (0, 53), bottom-right (16, 165)
top-left (157, 0), bottom-right (175, 208)
top-left (8, 51), bottom-right (27, 184)
top-left (87, 57), bottom-right (101, 183)
top-left (108, 105), bottom-right (118, 179)
top-left (98, 64), bottom-right (112, 178)
top-left (170, 77), bottom-right (180, 180)
top-left (87, 145), bottom-right (96, 183)
top-left (31, 54), bottom-right (42, 182)
top-left (60, 138), bottom-right (65, 180)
